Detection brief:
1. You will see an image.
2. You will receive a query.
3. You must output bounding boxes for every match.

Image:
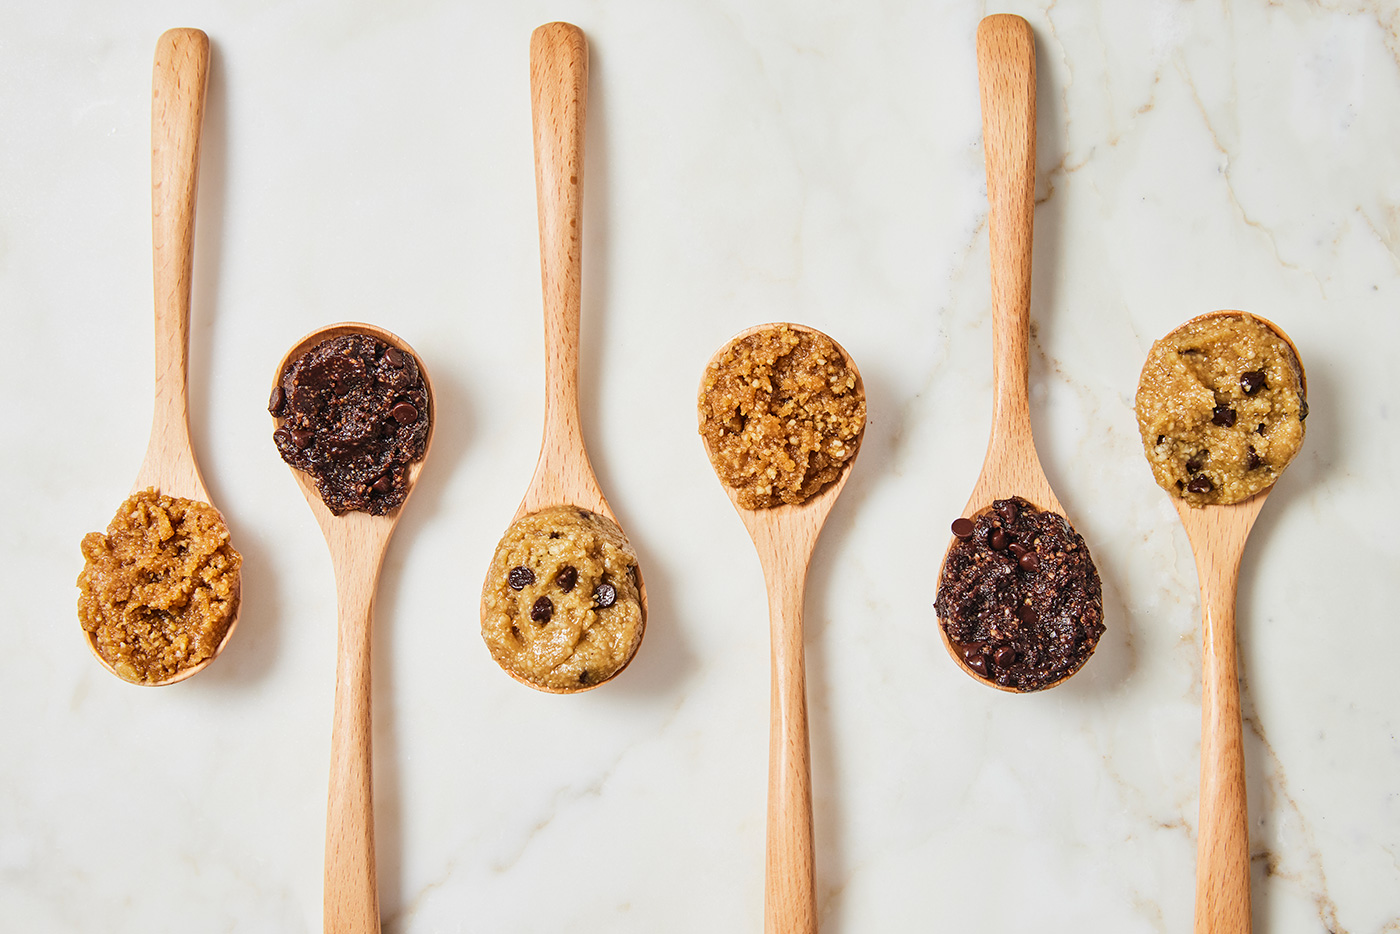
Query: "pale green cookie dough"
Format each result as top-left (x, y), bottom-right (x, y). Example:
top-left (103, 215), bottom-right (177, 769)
top-left (1136, 313), bottom-right (1306, 506)
top-left (481, 505), bottom-right (643, 692)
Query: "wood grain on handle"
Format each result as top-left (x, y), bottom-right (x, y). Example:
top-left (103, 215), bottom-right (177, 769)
top-left (750, 521), bottom-right (820, 934)
top-left (323, 515), bottom-right (393, 934)
top-left (976, 14), bottom-right (1037, 467)
top-left (1177, 495), bottom-right (1265, 934)
top-left (522, 22), bottom-right (606, 517)
top-left (139, 27), bottom-right (209, 499)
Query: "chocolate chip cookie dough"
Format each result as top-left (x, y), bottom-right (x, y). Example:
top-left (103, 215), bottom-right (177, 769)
top-left (481, 506), bottom-right (644, 692)
top-left (936, 498), bottom-right (1104, 692)
top-left (1136, 312), bottom-right (1306, 506)
top-left (270, 333), bottom-right (430, 515)
top-left (698, 324), bottom-right (865, 509)
top-left (78, 488), bottom-right (242, 684)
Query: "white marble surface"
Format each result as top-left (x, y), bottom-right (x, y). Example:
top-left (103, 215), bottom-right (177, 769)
top-left (2, 1), bottom-right (1397, 931)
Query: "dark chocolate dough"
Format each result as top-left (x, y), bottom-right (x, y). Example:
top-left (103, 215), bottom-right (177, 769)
top-left (270, 333), bottom-right (429, 515)
top-left (935, 497), bottom-right (1104, 691)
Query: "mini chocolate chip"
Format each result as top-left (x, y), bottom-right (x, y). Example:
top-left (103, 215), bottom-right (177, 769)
top-left (1017, 603), bottom-right (1037, 623)
top-left (510, 625), bottom-right (522, 642)
top-left (273, 427), bottom-right (292, 448)
top-left (1256, 422), bottom-right (1266, 434)
top-left (1156, 434), bottom-right (1165, 445)
top-left (508, 566), bottom-right (535, 590)
top-left (592, 583), bottom-right (616, 609)
top-left (1019, 552), bottom-right (1041, 572)
top-left (951, 517), bottom-right (975, 539)
top-left (578, 670), bottom-right (591, 685)
top-left (997, 501), bottom-right (1020, 525)
top-left (1246, 447), bottom-right (1263, 471)
top-left (1176, 480), bottom-right (1185, 490)
top-left (530, 596), bottom-right (553, 623)
top-left (371, 474), bottom-right (393, 493)
top-left (990, 529), bottom-right (1008, 550)
top-left (384, 347), bottom-right (406, 368)
top-left (966, 653), bottom-right (989, 677)
top-left (1240, 369), bottom-right (1267, 395)
top-left (269, 385), bottom-right (285, 413)
top-left (1186, 452), bottom-right (1207, 474)
top-left (959, 641), bottom-right (985, 661)
top-left (548, 531), bottom-right (561, 539)
top-left (1008, 542), bottom-right (1027, 558)
top-left (391, 402), bottom-right (418, 424)
top-left (556, 566), bottom-right (578, 592)
top-left (291, 428), bottom-right (315, 449)
top-left (993, 646), bottom-right (1017, 667)
top-left (1211, 404), bottom-right (1237, 428)
top-left (1187, 476), bottom-right (1214, 494)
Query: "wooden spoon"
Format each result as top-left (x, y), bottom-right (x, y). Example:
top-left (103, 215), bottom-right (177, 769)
top-left (271, 323), bottom-right (435, 934)
top-left (1158, 310), bottom-right (1306, 934)
top-left (485, 22), bottom-right (647, 690)
top-left (699, 323), bottom-right (866, 934)
top-left (936, 14), bottom-right (1086, 691)
top-left (84, 28), bottom-right (239, 687)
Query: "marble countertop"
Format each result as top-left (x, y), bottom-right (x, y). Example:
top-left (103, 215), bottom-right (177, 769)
top-left (3, 2), bottom-right (1397, 931)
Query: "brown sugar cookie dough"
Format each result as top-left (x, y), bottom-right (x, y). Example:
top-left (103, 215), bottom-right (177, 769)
top-left (270, 333), bottom-right (430, 516)
top-left (1136, 313), bottom-right (1306, 506)
top-left (77, 488), bottom-right (242, 684)
top-left (482, 506), bottom-right (643, 692)
top-left (936, 498), bottom-right (1104, 692)
top-left (698, 324), bottom-right (865, 509)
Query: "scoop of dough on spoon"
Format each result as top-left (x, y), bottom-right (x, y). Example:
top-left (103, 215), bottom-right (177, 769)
top-left (479, 22), bottom-right (646, 695)
top-left (1135, 309), bottom-right (1307, 934)
top-left (270, 322), bottom-right (434, 934)
top-left (934, 14), bottom-right (1104, 693)
top-left (77, 28), bottom-right (241, 687)
top-left (698, 321), bottom-right (866, 934)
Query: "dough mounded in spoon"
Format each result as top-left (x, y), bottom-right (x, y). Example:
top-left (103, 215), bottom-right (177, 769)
top-left (1136, 311), bottom-right (1307, 506)
top-left (481, 506), bottom-right (643, 692)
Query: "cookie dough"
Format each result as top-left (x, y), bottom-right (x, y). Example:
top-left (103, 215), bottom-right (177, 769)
top-left (698, 324), bottom-right (865, 510)
top-left (270, 333), bottom-right (430, 515)
top-left (936, 497), bottom-right (1104, 692)
top-left (78, 488), bottom-right (242, 684)
top-left (1136, 313), bottom-right (1306, 506)
top-left (481, 506), bottom-right (643, 692)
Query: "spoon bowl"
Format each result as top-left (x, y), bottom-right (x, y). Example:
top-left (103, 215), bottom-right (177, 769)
top-left (1147, 309), bottom-right (1306, 934)
top-left (272, 322), bottom-right (434, 934)
top-left (84, 28), bottom-right (239, 687)
top-left (936, 15), bottom-right (1096, 691)
top-left (481, 22), bottom-right (645, 693)
top-left (700, 322), bottom-right (865, 934)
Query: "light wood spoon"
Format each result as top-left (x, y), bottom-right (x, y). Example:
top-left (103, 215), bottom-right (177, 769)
top-left (699, 323), bottom-right (866, 934)
top-left (936, 14), bottom-right (1088, 692)
top-left (1157, 310), bottom-right (1306, 934)
top-left (485, 22), bottom-right (647, 691)
top-left (271, 323), bottom-right (434, 934)
top-left (84, 28), bottom-right (239, 686)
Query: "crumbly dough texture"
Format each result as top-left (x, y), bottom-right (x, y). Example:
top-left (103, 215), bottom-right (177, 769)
top-left (481, 506), bottom-right (643, 692)
top-left (1136, 313), bottom-right (1306, 506)
top-left (77, 488), bottom-right (241, 684)
top-left (698, 324), bottom-right (865, 509)
top-left (936, 497), bottom-right (1104, 692)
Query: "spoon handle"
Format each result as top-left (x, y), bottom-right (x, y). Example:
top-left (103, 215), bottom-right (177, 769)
top-left (324, 526), bottom-right (388, 934)
top-left (1189, 532), bottom-right (1255, 934)
top-left (143, 28), bottom-right (209, 493)
top-left (976, 15), bottom-right (1037, 459)
top-left (759, 545), bottom-right (817, 934)
top-left (528, 23), bottom-right (598, 506)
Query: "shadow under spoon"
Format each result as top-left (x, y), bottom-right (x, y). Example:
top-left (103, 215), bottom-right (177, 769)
top-left (86, 28), bottom-right (240, 686)
top-left (271, 323), bottom-right (435, 934)
top-left (700, 324), bottom-right (866, 934)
